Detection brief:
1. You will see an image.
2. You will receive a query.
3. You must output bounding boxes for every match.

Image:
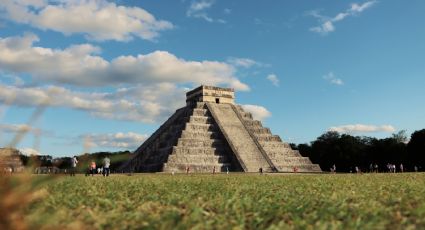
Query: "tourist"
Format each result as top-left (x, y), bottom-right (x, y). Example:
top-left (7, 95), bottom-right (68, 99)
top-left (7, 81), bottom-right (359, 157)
top-left (400, 163), bottom-right (404, 173)
top-left (212, 166), bottom-right (216, 174)
top-left (355, 166), bottom-right (360, 174)
top-left (90, 161), bottom-right (96, 176)
top-left (70, 156), bottom-right (78, 176)
top-left (369, 163), bottom-right (373, 173)
top-left (226, 166), bottom-right (229, 175)
top-left (331, 164), bottom-right (336, 173)
top-left (259, 167), bottom-right (263, 174)
top-left (414, 165), bottom-right (418, 172)
top-left (186, 165), bottom-right (190, 174)
top-left (374, 163), bottom-right (379, 173)
top-left (103, 156), bottom-right (111, 177)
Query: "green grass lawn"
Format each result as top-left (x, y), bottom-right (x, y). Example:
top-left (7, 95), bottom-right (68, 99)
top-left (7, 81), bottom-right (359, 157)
top-left (21, 173), bottom-right (425, 229)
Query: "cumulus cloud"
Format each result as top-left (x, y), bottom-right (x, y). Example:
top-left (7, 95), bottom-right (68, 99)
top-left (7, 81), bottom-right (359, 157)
top-left (309, 1), bottom-right (377, 35)
top-left (227, 57), bottom-right (263, 68)
top-left (267, 74), bottom-right (279, 87)
top-left (186, 0), bottom-right (225, 23)
top-left (328, 124), bottom-right (396, 134)
top-left (241, 104), bottom-right (271, 121)
top-left (19, 147), bottom-right (41, 156)
top-left (0, 34), bottom-right (249, 91)
top-left (323, 72), bottom-right (344, 85)
top-left (0, 123), bottom-right (33, 133)
top-left (83, 132), bottom-right (148, 149)
top-left (0, 83), bottom-right (188, 123)
top-left (0, 0), bottom-right (173, 41)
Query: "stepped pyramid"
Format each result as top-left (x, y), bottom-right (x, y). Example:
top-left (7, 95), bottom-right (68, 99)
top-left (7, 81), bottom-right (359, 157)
top-left (122, 86), bottom-right (321, 173)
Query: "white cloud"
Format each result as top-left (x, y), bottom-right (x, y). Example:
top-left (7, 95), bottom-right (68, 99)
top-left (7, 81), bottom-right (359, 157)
top-left (323, 72), bottom-right (344, 85)
top-left (0, 0), bottom-right (173, 41)
top-left (0, 34), bottom-right (249, 91)
top-left (309, 1), bottom-right (377, 35)
top-left (19, 147), bottom-right (41, 156)
top-left (83, 132), bottom-right (148, 149)
top-left (186, 0), bottom-right (225, 23)
top-left (227, 57), bottom-right (263, 68)
top-left (241, 104), bottom-right (271, 121)
top-left (0, 83), bottom-right (187, 123)
top-left (328, 124), bottom-right (396, 134)
top-left (0, 123), bottom-right (33, 133)
top-left (267, 74), bottom-right (279, 87)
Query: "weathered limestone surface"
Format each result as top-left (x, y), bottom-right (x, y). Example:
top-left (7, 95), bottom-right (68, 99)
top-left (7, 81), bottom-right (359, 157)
top-left (121, 85), bottom-right (321, 173)
top-left (207, 103), bottom-right (273, 172)
top-left (163, 103), bottom-right (236, 172)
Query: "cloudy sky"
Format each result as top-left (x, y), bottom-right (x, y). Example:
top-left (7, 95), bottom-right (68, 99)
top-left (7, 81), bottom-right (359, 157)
top-left (0, 0), bottom-right (424, 156)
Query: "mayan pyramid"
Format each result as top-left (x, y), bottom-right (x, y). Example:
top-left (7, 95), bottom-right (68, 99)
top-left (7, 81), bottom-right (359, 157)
top-left (122, 86), bottom-right (321, 173)
top-left (0, 148), bottom-right (25, 173)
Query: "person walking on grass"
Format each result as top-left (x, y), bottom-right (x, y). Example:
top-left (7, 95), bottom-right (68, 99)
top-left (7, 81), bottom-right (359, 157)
top-left (90, 161), bottom-right (96, 176)
top-left (103, 156), bottom-right (111, 177)
top-left (70, 156), bottom-right (78, 176)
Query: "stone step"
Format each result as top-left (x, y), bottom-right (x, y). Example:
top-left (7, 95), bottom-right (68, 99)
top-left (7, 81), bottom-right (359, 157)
top-left (184, 123), bottom-right (217, 132)
top-left (243, 120), bottom-right (262, 126)
top-left (276, 164), bottom-right (322, 172)
top-left (167, 154), bottom-right (229, 164)
top-left (263, 149), bottom-right (301, 157)
top-left (188, 116), bottom-right (213, 124)
top-left (167, 123), bottom-right (185, 133)
top-left (176, 139), bottom-right (223, 148)
top-left (255, 135), bottom-right (282, 142)
top-left (171, 147), bottom-right (226, 155)
top-left (270, 157), bottom-right (313, 166)
top-left (180, 131), bottom-right (220, 139)
top-left (192, 108), bottom-right (209, 116)
top-left (260, 141), bottom-right (293, 149)
top-left (163, 163), bottom-right (232, 172)
top-left (249, 127), bottom-right (271, 134)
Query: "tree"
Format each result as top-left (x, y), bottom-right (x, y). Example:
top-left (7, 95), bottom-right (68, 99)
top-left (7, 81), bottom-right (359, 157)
top-left (392, 130), bottom-right (408, 143)
top-left (407, 129), bottom-right (425, 169)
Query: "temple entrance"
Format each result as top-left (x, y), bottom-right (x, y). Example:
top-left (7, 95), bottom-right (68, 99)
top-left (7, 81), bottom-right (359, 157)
top-left (215, 98), bottom-right (220, 103)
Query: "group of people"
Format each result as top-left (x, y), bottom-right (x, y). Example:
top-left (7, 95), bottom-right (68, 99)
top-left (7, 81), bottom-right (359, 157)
top-left (87, 157), bottom-right (111, 176)
top-left (385, 163), bottom-right (401, 173)
top-left (329, 163), bottom-right (420, 173)
top-left (70, 156), bottom-right (111, 177)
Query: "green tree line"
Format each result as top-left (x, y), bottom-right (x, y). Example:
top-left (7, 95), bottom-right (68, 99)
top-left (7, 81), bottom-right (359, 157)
top-left (294, 129), bottom-right (425, 172)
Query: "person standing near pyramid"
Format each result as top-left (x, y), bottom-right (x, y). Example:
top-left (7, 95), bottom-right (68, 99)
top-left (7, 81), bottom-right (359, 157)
top-left (103, 156), bottom-right (111, 177)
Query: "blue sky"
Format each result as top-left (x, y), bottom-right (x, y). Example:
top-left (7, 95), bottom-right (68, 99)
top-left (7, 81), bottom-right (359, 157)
top-left (0, 0), bottom-right (424, 157)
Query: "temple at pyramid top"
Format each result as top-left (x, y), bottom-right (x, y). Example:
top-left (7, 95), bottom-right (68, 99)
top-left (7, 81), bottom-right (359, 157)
top-left (121, 85), bottom-right (321, 173)
top-left (186, 85), bottom-right (235, 105)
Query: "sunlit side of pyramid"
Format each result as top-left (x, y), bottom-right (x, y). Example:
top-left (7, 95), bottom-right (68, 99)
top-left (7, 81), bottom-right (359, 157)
top-left (122, 86), bottom-right (321, 173)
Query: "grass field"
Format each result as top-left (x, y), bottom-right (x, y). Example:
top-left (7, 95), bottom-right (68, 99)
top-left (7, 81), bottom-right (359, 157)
top-left (3, 173), bottom-right (425, 229)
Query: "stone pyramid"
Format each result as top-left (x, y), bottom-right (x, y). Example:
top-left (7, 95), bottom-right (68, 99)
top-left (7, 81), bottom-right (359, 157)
top-left (0, 148), bottom-right (25, 173)
top-left (122, 86), bottom-right (321, 173)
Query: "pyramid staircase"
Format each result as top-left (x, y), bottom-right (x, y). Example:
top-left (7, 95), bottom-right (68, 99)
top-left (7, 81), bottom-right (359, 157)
top-left (233, 105), bottom-right (321, 172)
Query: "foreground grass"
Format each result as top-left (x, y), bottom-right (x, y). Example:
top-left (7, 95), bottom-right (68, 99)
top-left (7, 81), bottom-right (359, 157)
top-left (24, 173), bottom-right (425, 229)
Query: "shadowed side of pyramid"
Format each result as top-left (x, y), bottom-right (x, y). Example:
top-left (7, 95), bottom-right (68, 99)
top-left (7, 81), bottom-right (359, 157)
top-left (121, 85), bottom-right (321, 173)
